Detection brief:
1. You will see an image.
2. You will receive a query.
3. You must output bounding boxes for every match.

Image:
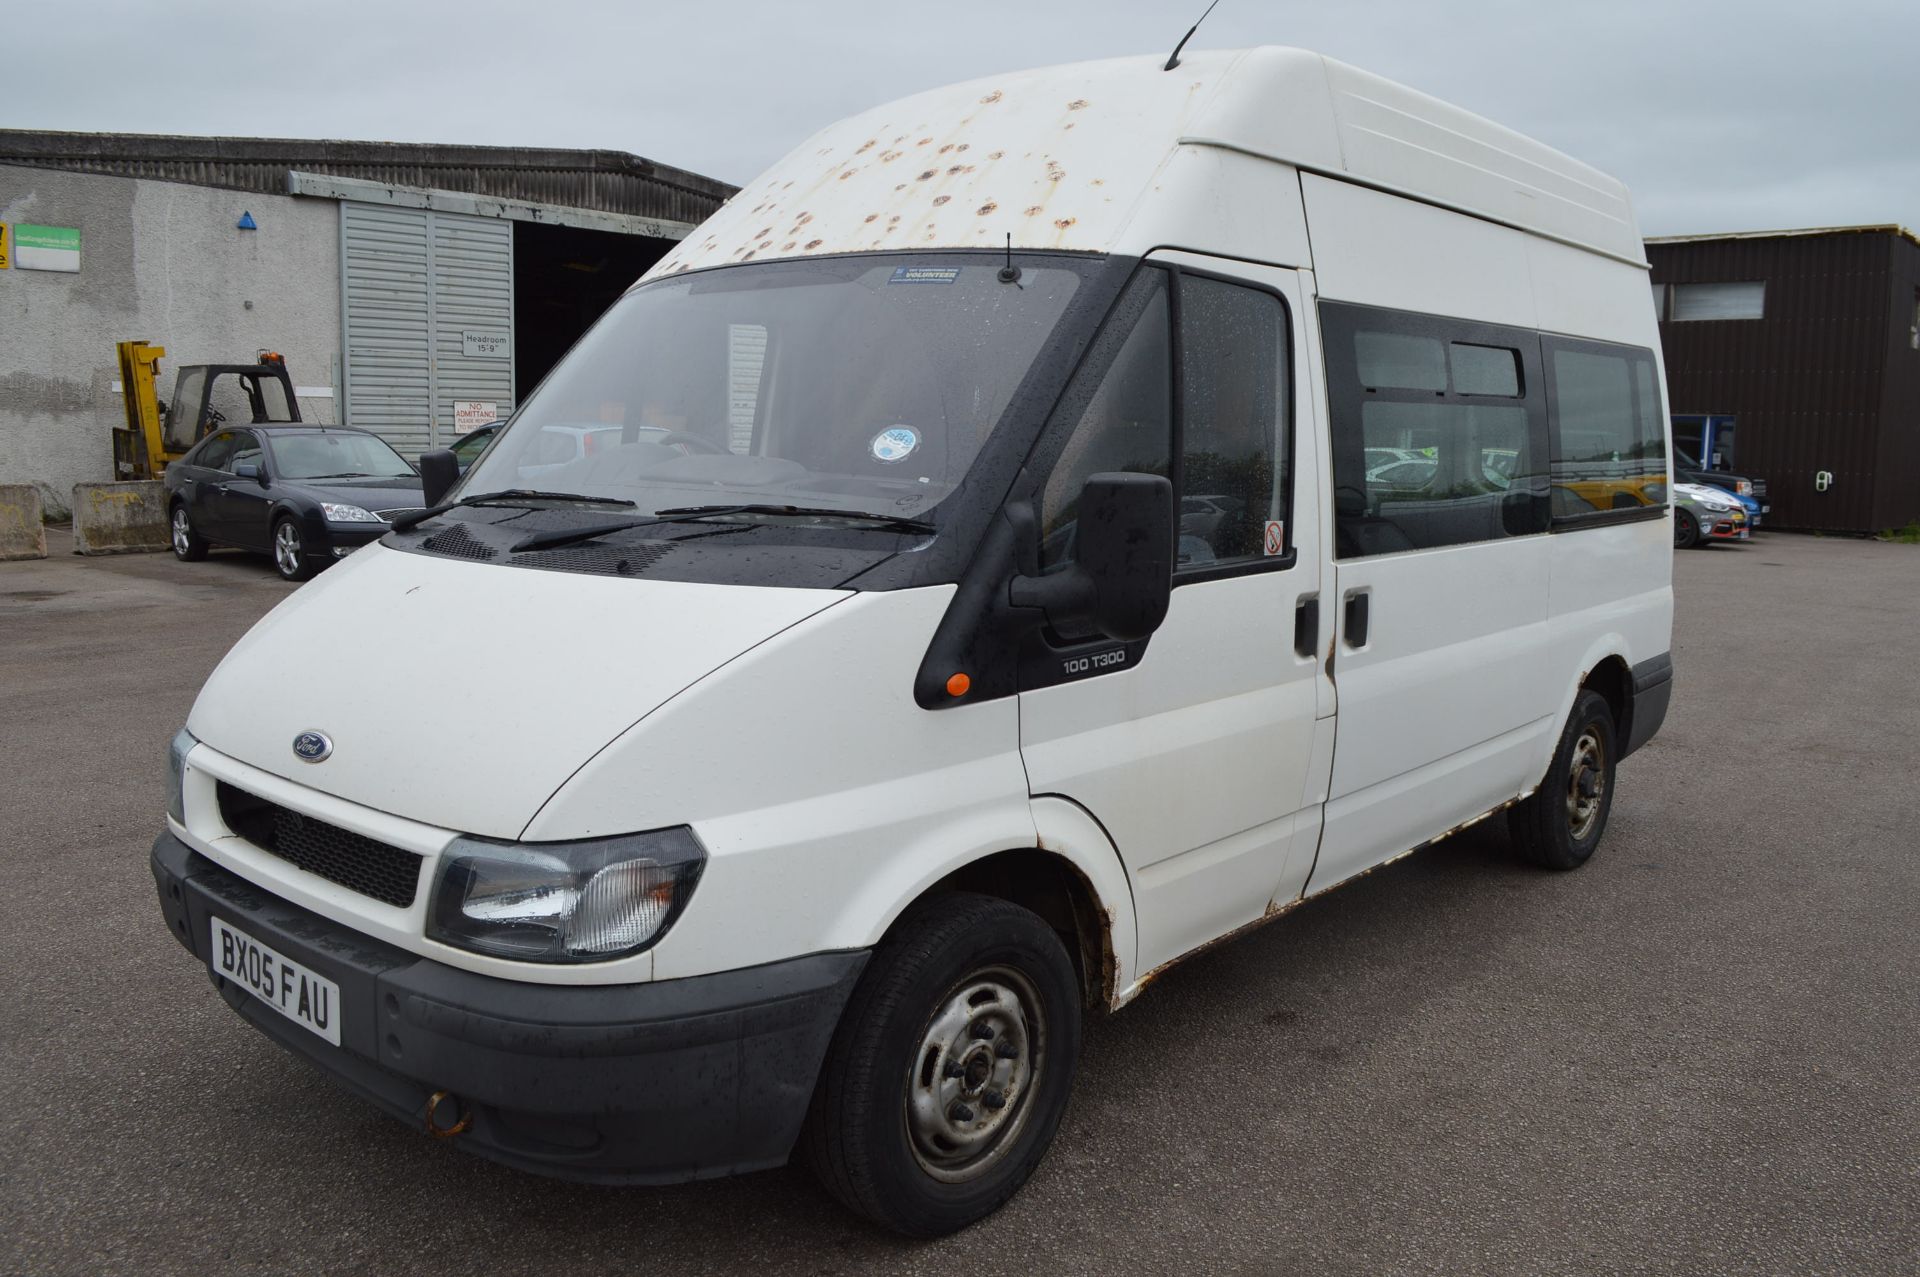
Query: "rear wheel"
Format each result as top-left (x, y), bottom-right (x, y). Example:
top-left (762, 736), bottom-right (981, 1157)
top-left (170, 503), bottom-right (208, 561)
top-left (801, 892), bottom-right (1082, 1237)
top-left (1508, 688), bottom-right (1617, 871)
top-left (271, 517), bottom-right (315, 581)
top-left (1674, 508), bottom-right (1701, 549)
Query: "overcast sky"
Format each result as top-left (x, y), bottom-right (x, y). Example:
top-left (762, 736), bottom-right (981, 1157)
top-left (4, 0), bottom-right (1915, 238)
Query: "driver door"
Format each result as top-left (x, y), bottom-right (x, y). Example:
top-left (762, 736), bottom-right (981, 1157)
top-left (1017, 254), bottom-right (1332, 979)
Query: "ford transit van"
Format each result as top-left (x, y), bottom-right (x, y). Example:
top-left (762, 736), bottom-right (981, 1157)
top-left (152, 47), bottom-right (1674, 1235)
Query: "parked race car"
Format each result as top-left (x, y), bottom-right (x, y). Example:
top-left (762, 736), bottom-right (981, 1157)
top-left (1673, 482), bottom-right (1749, 548)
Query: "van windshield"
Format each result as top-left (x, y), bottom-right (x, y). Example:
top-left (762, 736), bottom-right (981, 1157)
top-left (457, 254), bottom-right (1091, 521)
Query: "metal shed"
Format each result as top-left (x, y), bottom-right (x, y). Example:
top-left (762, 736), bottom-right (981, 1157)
top-left (1648, 225), bottom-right (1920, 533)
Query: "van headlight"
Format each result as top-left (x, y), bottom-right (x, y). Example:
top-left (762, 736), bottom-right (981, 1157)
top-left (167, 727), bottom-right (197, 824)
top-left (427, 827), bottom-right (705, 962)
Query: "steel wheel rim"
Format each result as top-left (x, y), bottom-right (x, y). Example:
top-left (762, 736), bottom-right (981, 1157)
top-left (274, 523), bottom-right (302, 576)
top-left (904, 965), bottom-right (1044, 1184)
top-left (172, 507), bottom-right (191, 555)
top-left (1566, 729), bottom-right (1606, 841)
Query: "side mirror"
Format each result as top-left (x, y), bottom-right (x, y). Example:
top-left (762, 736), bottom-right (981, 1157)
top-left (419, 449), bottom-right (460, 507)
top-left (1010, 473), bottom-right (1173, 642)
top-left (235, 462), bottom-right (264, 484)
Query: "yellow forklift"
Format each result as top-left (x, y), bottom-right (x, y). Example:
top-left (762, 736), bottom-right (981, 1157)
top-left (113, 340), bottom-right (304, 480)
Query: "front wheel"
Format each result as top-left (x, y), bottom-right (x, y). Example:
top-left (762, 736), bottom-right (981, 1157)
top-left (1509, 688), bottom-right (1617, 870)
top-left (801, 893), bottom-right (1082, 1237)
top-left (271, 517), bottom-right (315, 581)
top-left (1674, 509), bottom-right (1701, 549)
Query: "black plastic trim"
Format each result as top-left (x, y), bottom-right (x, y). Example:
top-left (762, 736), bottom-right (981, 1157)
top-left (1621, 652), bottom-right (1673, 759)
top-left (1551, 504), bottom-right (1670, 533)
top-left (150, 832), bottom-right (868, 1184)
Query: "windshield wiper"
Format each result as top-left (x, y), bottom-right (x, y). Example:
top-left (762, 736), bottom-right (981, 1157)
top-left (509, 503), bottom-right (935, 554)
top-left (388, 489), bottom-right (638, 532)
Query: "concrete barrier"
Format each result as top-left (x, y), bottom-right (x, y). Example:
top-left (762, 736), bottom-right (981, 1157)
top-left (72, 481), bottom-right (171, 555)
top-left (0, 484), bottom-right (49, 560)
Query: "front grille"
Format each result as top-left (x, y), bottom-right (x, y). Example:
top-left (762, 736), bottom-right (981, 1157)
top-left (216, 783), bottom-right (421, 908)
top-left (514, 542), bottom-right (675, 577)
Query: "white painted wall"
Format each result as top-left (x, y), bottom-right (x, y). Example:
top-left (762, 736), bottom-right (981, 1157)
top-left (0, 166), bottom-right (341, 517)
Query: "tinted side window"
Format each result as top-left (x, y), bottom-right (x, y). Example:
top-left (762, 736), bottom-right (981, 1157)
top-left (1546, 339), bottom-right (1666, 520)
top-left (195, 431), bottom-right (239, 472)
top-left (1322, 302), bottom-right (1548, 559)
top-left (228, 431), bottom-right (265, 472)
top-left (1039, 271), bottom-right (1171, 570)
top-left (1179, 276), bottom-right (1288, 568)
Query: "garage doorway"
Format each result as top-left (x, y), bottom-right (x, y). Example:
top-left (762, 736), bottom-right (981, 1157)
top-left (513, 222), bottom-right (675, 400)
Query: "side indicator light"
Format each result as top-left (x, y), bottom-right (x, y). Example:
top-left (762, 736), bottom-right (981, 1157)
top-left (946, 672), bottom-right (972, 698)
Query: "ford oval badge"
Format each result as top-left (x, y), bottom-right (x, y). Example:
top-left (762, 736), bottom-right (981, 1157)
top-left (292, 731), bottom-right (333, 763)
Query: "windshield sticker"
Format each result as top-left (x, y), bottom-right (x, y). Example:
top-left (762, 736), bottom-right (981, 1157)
top-left (870, 426), bottom-right (920, 463)
top-left (889, 265), bottom-right (961, 285)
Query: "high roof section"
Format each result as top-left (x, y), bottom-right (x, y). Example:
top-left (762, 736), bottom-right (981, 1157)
top-left (649, 47), bottom-right (1642, 278)
top-left (0, 130), bottom-right (736, 226)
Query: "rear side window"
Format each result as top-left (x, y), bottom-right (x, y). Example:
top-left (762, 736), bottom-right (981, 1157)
top-left (1544, 339), bottom-right (1667, 520)
top-left (1322, 302), bottom-right (1548, 559)
top-left (194, 431), bottom-right (239, 472)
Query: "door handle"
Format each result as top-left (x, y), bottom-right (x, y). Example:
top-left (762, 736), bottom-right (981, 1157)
top-left (1344, 590), bottom-right (1371, 649)
top-left (1293, 594), bottom-right (1319, 659)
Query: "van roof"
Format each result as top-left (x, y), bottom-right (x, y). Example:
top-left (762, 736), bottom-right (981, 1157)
top-left (648, 47), bottom-right (1644, 280)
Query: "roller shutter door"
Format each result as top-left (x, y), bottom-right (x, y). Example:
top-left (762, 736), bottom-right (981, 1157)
top-left (341, 203), bottom-right (514, 456)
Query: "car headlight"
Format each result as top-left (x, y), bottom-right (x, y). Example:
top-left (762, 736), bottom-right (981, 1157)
top-left (1699, 499), bottom-right (1734, 513)
top-left (321, 503), bottom-right (382, 524)
top-left (427, 827), bottom-right (705, 962)
top-left (167, 727), bottom-right (196, 824)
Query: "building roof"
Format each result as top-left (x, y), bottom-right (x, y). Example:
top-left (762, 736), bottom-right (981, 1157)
top-left (0, 130), bottom-right (736, 227)
top-left (1647, 224), bottom-right (1920, 250)
top-left (650, 47), bottom-right (1643, 280)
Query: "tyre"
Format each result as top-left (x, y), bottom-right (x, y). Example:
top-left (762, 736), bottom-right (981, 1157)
top-left (801, 892), bottom-right (1082, 1237)
top-left (1673, 508), bottom-right (1700, 550)
top-left (271, 517), bottom-right (315, 581)
top-left (1508, 688), bottom-right (1617, 871)
top-left (170, 503), bottom-right (209, 561)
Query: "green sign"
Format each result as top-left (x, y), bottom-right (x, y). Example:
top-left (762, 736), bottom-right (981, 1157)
top-left (14, 224), bottom-right (80, 273)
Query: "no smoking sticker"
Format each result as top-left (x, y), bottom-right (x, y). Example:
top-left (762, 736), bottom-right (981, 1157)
top-left (1264, 520), bottom-right (1286, 555)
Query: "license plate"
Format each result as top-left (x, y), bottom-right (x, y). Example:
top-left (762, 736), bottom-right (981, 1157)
top-left (210, 917), bottom-right (342, 1046)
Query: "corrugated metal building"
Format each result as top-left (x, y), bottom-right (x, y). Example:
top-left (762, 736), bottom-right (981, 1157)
top-left (1648, 225), bottom-right (1920, 533)
top-left (0, 131), bottom-right (734, 512)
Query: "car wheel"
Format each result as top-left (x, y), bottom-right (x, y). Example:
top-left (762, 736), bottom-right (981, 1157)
top-left (1673, 509), bottom-right (1700, 550)
top-left (170, 503), bottom-right (209, 561)
top-left (801, 892), bottom-right (1082, 1237)
top-left (271, 517), bottom-right (315, 581)
top-left (1508, 688), bottom-right (1617, 871)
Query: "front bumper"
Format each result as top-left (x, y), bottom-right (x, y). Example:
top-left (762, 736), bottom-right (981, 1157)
top-left (152, 830), bottom-right (867, 1183)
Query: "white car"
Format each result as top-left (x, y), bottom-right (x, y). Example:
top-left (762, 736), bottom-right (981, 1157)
top-left (153, 47), bottom-right (1674, 1236)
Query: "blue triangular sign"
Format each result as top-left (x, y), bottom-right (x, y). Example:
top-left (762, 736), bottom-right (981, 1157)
top-left (237, 211), bottom-right (258, 230)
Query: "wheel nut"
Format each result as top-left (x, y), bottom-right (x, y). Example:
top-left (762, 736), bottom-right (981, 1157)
top-left (943, 1060), bottom-right (965, 1079)
top-left (969, 1021), bottom-right (994, 1040)
top-left (982, 1089), bottom-right (1006, 1111)
top-left (995, 1041), bottom-right (1018, 1059)
top-left (949, 1102), bottom-right (975, 1123)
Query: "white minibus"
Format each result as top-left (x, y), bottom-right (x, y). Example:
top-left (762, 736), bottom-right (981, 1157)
top-left (154, 47), bottom-right (1674, 1235)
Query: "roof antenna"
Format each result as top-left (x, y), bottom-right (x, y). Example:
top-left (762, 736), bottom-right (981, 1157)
top-left (998, 232), bottom-right (1022, 286)
top-left (1164, 0), bottom-right (1221, 71)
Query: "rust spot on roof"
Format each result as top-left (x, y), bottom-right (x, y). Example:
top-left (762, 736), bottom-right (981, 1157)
top-left (1053, 218), bottom-right (1076, 230)
top-left (1023, 205), bottom-right (1043, 216)
top-left (894, 184), bottom-right (907, 191)
top-left (932, 195), bottom-right (951, 206)
top-left (796, 212), bottom-right (813, 224)
top-left (917, 137), bottom-right (933, 146)
top-left (863, 213), bottom-right (879, 223)
top-left (839, 170), bottom-right (855, 180)
top-left (1091, 179), bottom-right (1105, 187)
top-left (980, 90), bottom-right (1003, 104)
top-left (856, 139), bottom-right (876, 153)
top-left (947, 165), bottom-right (964, 175)
top-left (782, 241), bottom-right (796, 250)
top-left (755, 227), bottom-right (772, 238)
top-left (805, 239), bottom-right (823, 250)
top-left (917, 170), bottom-right (936, 181)
top-left (988, 150), bottom-right (1005, 160)
top-left (879, 150), bottom-right (902, 162)
top-left (938, 144), bottom-right (954, 154)
top-left (1067, 99), bottom-right (1089, 110)
top-left (977, 202), bottom-right (998, 215)
top-left (888, 214), bottom-right (902, 223)
top-left (1045, 161), bottom-right (1066, 182)
top-left (955, 143), bottom-right (970, 152)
